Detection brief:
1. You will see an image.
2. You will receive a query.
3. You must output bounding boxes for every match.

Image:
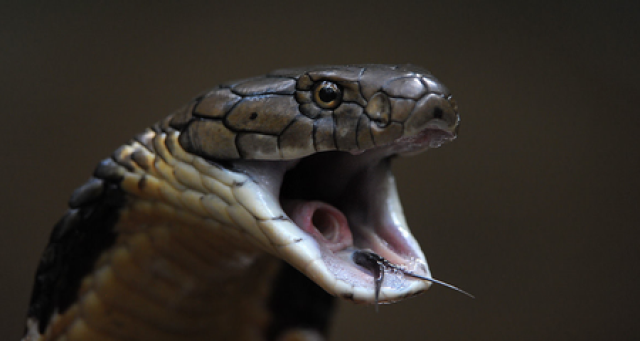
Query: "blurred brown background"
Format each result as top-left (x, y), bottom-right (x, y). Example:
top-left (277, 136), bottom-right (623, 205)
top-left (2, 1), bottom-right (638, 340)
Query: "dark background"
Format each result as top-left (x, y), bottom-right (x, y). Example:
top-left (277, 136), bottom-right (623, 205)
top-left (2, 1), bottom-right (638, 340)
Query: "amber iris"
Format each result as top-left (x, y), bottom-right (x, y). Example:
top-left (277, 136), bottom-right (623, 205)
top-left (313, 81), bottom-right (342, 109)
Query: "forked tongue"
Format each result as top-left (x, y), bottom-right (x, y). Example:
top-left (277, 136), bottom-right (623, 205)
top-left (283, 199), bottom-right (473, 309)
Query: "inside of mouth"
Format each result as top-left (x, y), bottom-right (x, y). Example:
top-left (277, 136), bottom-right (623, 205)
top-left (226, 128), bottom-right (457, 296)
top-left (223, 127), bottom-right (457, 300)
top-left (281, 199), bottom-right (353, 253)
top-left (311, 205), bottom-right (346, 245)
top-left (278, 150), bottom-right (427, 282)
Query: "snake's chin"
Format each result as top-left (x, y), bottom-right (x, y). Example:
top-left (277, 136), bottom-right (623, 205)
top-left (230, 128), bottom-right (455, 304)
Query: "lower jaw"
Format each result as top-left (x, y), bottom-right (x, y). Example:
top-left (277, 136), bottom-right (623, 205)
top-left (230, 143), bottom-right (440, 302)
top-left (281, 196), bottom-right (430, 300)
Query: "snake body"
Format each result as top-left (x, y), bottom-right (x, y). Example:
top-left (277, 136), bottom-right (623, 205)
top-left (23, 65), bottom-right (460, 341)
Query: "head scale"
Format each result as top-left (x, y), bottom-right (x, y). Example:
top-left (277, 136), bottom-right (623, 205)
top-left (169, 64), bottom-right (460, 160)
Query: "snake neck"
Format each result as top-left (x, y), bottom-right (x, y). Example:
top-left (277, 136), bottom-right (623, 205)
top-left (26, 124), bottom-right (335, 341)
top-left (26, 126), bottom-right (277, 341)
top-left (39, 200), bottom-right (281, 341)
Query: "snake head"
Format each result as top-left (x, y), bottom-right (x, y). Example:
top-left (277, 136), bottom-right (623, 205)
top-left (170, 64), bottom-right (460, 304)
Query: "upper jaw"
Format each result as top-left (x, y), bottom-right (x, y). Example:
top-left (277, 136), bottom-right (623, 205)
top-left (226, 126), bottom-right (456, 303)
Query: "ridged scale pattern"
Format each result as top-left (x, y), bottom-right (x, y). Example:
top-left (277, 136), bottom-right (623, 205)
top-left (27, 127), bottom-right (283, 341)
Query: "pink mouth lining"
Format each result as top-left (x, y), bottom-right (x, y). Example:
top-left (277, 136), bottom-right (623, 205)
top-left (283, 200), bottom-right (353, 253)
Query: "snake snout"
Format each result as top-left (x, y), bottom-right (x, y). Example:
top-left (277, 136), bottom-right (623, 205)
top-left (404, 94), bottom-right (460, 137)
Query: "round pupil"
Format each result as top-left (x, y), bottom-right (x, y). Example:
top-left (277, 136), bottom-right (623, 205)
top-left (318, 85), bottom-right (337, 103)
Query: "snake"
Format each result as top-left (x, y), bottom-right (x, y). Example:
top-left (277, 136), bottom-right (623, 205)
top-left (22, 64), bottom-right (461, 341)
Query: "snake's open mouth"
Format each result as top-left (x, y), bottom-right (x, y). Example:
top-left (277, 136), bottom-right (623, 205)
top-left (282, 128), bottom-right (455, 302)
top-left (231, 124), bottom-right (456, 304)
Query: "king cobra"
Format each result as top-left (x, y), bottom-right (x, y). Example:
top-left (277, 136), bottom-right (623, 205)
top-left (22, 64), bottom-right (462, 341)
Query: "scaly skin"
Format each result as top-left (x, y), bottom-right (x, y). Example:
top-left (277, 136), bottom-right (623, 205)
top-left (23, 65), bottom-right (460, 341)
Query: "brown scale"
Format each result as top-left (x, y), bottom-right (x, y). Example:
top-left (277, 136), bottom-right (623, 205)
top-left (174, 64), bottom-right (458, 161)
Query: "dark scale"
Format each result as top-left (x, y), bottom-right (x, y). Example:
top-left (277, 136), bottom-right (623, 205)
top-left (266, 262), bottom-right (336, 340)
top-left (26, 158), bottom-right (127, 333)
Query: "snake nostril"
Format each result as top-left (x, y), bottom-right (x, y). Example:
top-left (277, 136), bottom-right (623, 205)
top-left (433, 107), bottom-right (443, 119)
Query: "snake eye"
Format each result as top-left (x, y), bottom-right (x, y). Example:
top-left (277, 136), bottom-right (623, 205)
top-left (313, 81), bottom-right (342, 109)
